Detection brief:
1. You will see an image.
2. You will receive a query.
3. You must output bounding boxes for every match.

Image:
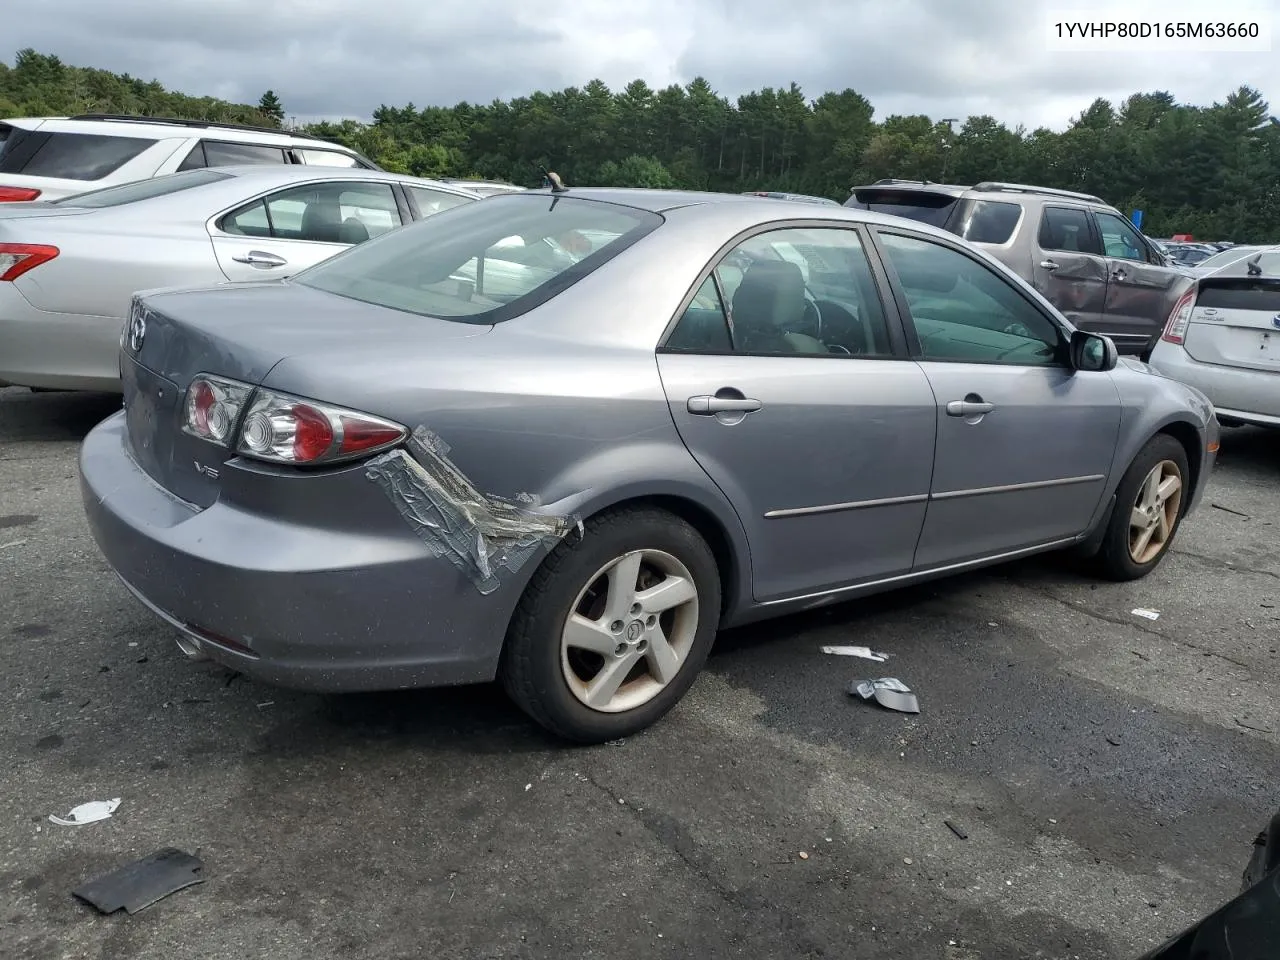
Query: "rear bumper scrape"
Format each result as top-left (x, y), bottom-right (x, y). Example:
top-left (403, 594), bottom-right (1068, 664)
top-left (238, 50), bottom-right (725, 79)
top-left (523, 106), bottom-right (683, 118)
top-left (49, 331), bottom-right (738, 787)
top-left (365, 426), bottom-right (583, 595)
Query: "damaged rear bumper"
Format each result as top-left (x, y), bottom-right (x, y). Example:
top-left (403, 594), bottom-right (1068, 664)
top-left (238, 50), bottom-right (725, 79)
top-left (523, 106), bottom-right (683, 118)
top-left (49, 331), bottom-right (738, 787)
top-left (79, 411), bottom-right (528, 692)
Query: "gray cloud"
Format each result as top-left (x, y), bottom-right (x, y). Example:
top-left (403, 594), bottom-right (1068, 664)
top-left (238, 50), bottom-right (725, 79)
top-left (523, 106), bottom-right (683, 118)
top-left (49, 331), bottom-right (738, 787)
top-left (9, 0), bottom-right (1276, 129)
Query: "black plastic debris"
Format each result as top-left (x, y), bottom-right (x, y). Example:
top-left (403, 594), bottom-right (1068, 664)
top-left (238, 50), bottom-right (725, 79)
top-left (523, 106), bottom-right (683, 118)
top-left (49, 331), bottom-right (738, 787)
top-left (72, 848), bottom-right (204, 915)
top-left (848, 677), bottom-right (920, 713)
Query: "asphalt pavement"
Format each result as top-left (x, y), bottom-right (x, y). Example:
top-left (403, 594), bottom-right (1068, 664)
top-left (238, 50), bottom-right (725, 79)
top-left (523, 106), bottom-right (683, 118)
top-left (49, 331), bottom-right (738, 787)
top-left (2, 384), bottom-right (1278, 960)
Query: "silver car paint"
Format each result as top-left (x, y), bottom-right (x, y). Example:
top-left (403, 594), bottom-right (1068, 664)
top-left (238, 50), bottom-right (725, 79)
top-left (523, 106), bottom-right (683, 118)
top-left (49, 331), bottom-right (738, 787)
top-left (79, 190), bottom-right (1218, 693)
top-left (0, 166), bottom-right (480, 391)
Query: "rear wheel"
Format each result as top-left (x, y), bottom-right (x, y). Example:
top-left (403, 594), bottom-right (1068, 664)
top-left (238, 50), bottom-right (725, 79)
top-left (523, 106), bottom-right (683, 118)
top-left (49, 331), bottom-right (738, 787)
top-left (500, 506), bottom-right (721, 743)
top-left (1090, 433), bottom-right (1189, 581)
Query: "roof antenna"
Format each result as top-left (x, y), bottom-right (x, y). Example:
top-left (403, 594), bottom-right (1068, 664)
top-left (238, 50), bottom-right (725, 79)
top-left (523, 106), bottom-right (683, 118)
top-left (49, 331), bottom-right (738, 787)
top-left (539, 166), bottom-right (569, 193)
top-left (1247, 252), bottom-right (1263, 276)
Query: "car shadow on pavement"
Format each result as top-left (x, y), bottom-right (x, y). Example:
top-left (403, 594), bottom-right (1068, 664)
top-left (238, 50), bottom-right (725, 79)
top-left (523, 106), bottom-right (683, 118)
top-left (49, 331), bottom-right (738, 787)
top-left (0, 387), bottom-right (121, 443)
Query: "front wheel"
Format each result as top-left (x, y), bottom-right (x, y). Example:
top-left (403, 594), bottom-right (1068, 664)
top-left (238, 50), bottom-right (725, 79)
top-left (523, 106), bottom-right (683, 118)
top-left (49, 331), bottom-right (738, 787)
top-left (1090, 433), bottom-right (1190, 581)
top-left (500, 506), bottom-right (721, 743)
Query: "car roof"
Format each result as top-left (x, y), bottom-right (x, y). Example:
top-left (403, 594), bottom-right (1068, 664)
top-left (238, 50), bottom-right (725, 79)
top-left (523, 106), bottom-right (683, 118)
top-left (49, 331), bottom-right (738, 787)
top-left (513, 186), bottom-right (971, 237)
top-left (178, 164), bottom-right (483, 197)
top-left (847, 179), bottom-right (1114, 210)
top-left (2, 114), bottom-right (349, 148)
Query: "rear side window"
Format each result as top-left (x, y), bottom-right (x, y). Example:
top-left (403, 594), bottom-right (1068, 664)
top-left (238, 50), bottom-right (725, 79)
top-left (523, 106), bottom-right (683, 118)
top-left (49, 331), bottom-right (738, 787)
top-left (952, 199), bottom-right (1021, 244)
top-left (845, 189), bottom-right (959, 228)
top-left (407, 185), bottom-right (475, 217)
top-left (295, 194), bottom-right (661, 323)
top-left (50, 169), bottom-right (231, 207)
top-left (0, 129), bottom-right (153, 180)
top-left (1038, 207), bottom-right (1102, 255)
top-left (298, 149), bottom-right (362, 168)
top-left (221, 181), bottom-right (403, 244)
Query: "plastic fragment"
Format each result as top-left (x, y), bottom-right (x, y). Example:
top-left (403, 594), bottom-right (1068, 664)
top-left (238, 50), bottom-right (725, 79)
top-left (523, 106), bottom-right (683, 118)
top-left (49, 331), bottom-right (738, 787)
top-left (821, 645), bottom-right (888, 661)
top-left (72, 848), bottom-right (204, 914)
top-left (1131, 608), bottom-right (1160, 621)
top-left (944, 820), bottom-right (968, 840)
top-left (849, 677), bottom-right (920, 714)
top-left (49, 798), bottom-right (120, 826)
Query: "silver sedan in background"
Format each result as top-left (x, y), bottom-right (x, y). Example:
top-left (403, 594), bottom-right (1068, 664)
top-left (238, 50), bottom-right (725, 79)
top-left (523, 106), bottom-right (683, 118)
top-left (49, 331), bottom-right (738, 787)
top-left (0, 166), bottom-right (481, 391)
top-left (80, 188), bottom-right (1218, 743)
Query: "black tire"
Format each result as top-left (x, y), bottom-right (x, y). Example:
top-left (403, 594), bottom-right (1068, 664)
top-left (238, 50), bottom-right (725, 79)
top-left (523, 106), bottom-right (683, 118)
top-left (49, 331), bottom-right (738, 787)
top-left (500, 505), bottom-right (721, 744)
top-left (1090, 433), bottom-right (1190, 582)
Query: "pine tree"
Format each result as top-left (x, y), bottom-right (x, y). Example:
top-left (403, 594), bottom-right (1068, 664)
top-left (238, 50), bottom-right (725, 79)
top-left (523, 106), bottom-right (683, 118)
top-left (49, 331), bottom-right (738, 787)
top-left (257, 90), bottom-right (284, 125)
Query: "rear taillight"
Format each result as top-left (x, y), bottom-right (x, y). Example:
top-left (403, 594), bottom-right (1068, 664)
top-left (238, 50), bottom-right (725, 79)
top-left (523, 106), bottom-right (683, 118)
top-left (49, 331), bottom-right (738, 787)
top-left (237, 389), bottom-right (407, 465)
top-left (0, 187), bottom-right (41, 202)
top-left (182, 375), bottom-right (253, 445)
top-left (1161, 289), bottom-right (1197, 345)
top-left (0, 243), bottom-right (59, 281)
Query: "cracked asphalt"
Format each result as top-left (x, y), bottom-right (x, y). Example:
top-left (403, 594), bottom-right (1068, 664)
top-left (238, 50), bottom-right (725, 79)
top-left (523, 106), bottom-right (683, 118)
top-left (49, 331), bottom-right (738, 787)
top-left (2, 384), bottom-right (1278, 960)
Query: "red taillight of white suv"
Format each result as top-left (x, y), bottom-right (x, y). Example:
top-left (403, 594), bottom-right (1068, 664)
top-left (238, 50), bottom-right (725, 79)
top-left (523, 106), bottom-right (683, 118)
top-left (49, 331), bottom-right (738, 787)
top-left (0, 243), bottom-right (58, 281)
top-left (1161, 289), bottom-right (1197, 345)
top-left (180, 374), bottom-right (407, 466)
top-left (0, 187), bottom-right (42, 202)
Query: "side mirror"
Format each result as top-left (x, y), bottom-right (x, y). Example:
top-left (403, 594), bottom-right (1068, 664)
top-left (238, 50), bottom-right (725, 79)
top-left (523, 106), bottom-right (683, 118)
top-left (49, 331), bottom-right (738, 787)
top-left (1071, 330), bottom-right (1118, 372)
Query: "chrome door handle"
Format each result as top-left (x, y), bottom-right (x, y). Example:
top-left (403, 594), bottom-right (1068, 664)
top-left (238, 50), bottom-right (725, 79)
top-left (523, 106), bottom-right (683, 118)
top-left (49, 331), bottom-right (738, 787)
top-left (232, 250), bottom-right (288, 267)
top-left (1111, 267), bottom-right (1127, 281)
top-left (946, 400), bottom-right (994, 417)
top-left (687, 395), bottom-right (762, 415)
top-left (1039, 259), bottom-right (1060, 271)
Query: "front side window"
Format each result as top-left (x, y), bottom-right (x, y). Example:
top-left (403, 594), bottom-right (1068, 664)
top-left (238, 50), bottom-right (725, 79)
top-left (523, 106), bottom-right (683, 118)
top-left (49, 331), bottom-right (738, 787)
top-left (1095, 211), bottom-right (1152, 263)
top-left (878, 232), bottom-right (1064, 366)
top-left (407, 185), bottom-right (476, 218)
top-left (221, 181), bottom-right (403, 244)
top-left (665, 227), bottom-right (894, 357)
top-left (1038, 206), bottom-right (1102, 255)
top-left (203, 141), bottom-right (288, 166)
top-left (0, 131), bottom-right (153, 180)
top-left (294, 194), bottom-right (661, 323)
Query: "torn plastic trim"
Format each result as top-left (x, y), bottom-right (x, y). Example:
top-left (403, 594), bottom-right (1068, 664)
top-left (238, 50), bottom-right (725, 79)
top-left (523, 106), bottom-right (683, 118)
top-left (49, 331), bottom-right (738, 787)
top-left (365, 426), bottom-right (582, 595)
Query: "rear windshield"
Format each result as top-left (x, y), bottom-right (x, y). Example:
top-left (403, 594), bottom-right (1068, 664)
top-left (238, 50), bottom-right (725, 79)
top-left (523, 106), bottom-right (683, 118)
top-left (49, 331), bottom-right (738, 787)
top-left (0, 127), bottom-right (154, 180)
top-left (1196, 247), bottom-right (1267, 271)
top-left (1197, 278), bottom-right (1280, 311)
top-left (50, 169), bottom-right (232, 207)
top-left (846, 189), bottom-right (1022, 244)
top-left (295, 194), bottom-right (662, 324)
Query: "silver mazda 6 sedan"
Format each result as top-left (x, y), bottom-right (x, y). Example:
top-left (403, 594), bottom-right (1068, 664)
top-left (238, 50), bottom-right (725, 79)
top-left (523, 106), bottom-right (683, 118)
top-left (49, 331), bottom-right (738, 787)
top-left (80, 186), bottom-right (1219, 743)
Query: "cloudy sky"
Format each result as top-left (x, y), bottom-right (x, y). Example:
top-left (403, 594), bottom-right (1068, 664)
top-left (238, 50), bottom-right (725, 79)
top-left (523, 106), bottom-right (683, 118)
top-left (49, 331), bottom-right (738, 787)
top-left (10, 0), bottom-right (1278, 129)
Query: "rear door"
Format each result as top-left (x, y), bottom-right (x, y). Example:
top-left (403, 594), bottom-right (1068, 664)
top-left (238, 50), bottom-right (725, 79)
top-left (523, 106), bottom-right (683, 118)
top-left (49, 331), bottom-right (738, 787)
top-left (656, 223), bottom-right (937, 602)
top-left (1094, 210), bottom-right (1189, 353)
top-left (1032, 205), bottom-right (1109, 334)
top-left (210, 179), bottom-right (405, 281)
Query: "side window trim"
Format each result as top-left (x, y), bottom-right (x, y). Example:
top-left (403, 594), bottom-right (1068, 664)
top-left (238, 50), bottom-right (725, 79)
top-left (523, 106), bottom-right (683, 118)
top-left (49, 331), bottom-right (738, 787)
top-left (656, 219), bottom-right (912, 359)
top-left (868, 225), bottom-right (1071, 367)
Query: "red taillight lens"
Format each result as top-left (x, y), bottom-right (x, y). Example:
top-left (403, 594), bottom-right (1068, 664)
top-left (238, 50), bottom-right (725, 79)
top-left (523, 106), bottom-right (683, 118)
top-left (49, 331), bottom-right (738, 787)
top-left (182, 375), bottom-right (252, 446)
top-left (0, 187), bottom-right (41, 202)
top-left (237, 388), bottom-right (406, 466)
top-left (0, 243), bottom-right (59, 281)
top-left (1161, 289), bottom-right (1197, 345)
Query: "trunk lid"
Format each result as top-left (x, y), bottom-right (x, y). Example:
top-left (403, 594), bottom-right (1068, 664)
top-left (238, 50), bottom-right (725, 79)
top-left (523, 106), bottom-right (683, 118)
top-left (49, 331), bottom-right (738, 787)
top-left (122, 281), bottom-right (491, 507)
top-left (1184, 277), bottom-right (1280, 373)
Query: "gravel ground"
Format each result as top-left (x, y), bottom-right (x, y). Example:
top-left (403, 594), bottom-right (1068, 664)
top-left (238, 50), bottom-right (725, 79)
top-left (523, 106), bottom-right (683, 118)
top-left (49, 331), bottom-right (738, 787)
top-left (2, 384), bottom-right (1278, 960)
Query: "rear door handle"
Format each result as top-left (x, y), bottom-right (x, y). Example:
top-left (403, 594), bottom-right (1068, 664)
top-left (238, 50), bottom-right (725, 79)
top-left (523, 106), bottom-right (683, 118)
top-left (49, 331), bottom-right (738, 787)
top-left (1039, 259), bottom-right (1060, 271)
top-left (687, 395), bottom-right (762, 415)
top-left (1111, 267), bottom-right (1128, 281)
top-left (232, 250), bottom-right (288, 267)
top-left (946, 399), bottom-right (994, 417)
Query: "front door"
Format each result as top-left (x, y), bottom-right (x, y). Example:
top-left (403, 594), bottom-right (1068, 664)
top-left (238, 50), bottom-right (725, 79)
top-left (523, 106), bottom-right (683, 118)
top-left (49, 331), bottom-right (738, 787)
top-left (873, 229), bottom-right (1122, 569)
top-left (656, 225), bottom-right (937, 602)
top-left (209, 179), bottom-right (403, 282)
top-left (1093, 209), bottom-right (1189, 354)
top-left (1031, 204), bottom-right (1110, 334)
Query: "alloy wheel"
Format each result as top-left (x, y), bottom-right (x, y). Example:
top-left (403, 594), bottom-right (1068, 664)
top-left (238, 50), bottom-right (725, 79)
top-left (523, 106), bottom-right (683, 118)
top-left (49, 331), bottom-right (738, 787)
top-left (1128, 459), bottom-right (1183, 564)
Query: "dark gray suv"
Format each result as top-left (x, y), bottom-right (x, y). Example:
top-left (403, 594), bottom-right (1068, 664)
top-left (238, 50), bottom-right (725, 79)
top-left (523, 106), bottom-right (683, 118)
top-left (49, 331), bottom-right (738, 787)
top-left (845, 180), bottom-right (1193, 355)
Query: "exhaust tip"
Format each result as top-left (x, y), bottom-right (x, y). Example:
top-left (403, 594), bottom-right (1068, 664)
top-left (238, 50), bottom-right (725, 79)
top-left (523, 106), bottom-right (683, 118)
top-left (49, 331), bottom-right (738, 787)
top-left (174, 634), bottom-right (210, 662)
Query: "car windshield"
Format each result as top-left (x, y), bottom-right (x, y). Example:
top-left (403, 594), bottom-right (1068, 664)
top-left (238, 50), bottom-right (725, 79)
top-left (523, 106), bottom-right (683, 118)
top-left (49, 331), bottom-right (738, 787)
top-left (49, 169), bottom-right (232, 207)
top-left (294, 194), bottom-right (662, 323)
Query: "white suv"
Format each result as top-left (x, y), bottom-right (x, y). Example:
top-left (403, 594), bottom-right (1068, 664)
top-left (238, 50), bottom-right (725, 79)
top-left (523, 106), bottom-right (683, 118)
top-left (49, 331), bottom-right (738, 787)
top-left (0, 114), bottom-right (379, 203)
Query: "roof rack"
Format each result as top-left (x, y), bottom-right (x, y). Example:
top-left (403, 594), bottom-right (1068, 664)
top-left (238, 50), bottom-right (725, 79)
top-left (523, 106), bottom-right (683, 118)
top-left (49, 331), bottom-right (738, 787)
top-left (68, 114), bottom-right (326, 142)
top-left (972, 181), bottom-right (1105, 205)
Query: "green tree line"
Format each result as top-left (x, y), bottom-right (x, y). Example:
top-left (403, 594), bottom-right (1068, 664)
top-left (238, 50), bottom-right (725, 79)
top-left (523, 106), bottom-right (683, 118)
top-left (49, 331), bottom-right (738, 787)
top-left (4, 47), bottom-right (1278, 240)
